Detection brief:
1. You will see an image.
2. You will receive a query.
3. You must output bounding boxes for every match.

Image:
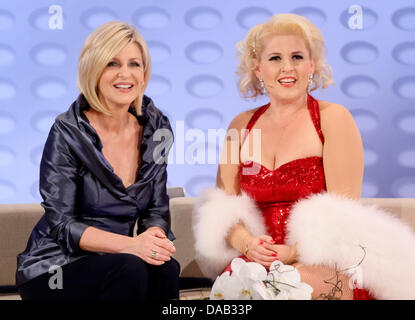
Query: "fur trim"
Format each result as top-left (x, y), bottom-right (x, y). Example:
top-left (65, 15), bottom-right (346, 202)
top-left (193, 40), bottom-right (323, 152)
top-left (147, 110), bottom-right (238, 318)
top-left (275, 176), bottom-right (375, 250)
top-left (286, 192), bottom-right (415, 300)
top-left (192, 188), bottom-right (266, 279)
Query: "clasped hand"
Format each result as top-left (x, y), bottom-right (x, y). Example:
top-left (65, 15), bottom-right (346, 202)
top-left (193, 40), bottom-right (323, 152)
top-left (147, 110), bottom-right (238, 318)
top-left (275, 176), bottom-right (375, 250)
top-left (122, 226), bottom-right (176, 265)
top-left (245, 235), bottom-right (292, 267)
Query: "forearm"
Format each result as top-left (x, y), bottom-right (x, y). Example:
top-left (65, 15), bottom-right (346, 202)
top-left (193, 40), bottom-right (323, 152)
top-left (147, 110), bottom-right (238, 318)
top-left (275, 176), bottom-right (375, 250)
top-left (79, 226), bottom-right (133, 254)
top-left (226, 222), bottom-right (253, 254)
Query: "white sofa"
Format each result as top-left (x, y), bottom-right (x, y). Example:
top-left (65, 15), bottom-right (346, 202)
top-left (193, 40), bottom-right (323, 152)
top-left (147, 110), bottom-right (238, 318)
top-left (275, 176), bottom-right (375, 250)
top-left (1, 191), bottom-right (415, 300)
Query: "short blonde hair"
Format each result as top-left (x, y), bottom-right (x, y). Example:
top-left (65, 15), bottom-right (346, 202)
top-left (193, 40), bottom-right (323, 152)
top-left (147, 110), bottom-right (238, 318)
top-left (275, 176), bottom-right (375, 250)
top-left (236, 13), bottom-right (334, 99)
top-left (77, 21), bottom-right (152, 115)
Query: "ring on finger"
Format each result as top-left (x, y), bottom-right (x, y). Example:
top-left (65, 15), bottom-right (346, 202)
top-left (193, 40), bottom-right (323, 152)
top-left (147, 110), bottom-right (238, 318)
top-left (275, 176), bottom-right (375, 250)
top-left (151, 250), bottom-right (157, 258)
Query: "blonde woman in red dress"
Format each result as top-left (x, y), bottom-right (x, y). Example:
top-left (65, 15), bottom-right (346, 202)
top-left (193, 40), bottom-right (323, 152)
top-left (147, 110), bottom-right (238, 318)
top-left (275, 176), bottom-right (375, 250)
top-left (194, 14), bottom-right (415, 300)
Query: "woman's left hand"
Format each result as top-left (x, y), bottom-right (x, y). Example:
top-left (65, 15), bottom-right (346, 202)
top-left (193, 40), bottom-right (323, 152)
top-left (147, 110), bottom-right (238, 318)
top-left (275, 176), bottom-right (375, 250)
top-left (146, 226), bottom-right (176, 253)
top-left (145, 226), bottom-right (176, 261)
top-left (122, 226), bottom-right (175, 265)
top-left (263, 243), bottom-right (292, 264)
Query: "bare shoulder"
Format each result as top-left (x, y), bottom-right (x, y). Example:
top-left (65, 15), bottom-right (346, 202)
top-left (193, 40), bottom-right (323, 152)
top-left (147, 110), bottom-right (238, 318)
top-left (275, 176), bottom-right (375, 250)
top-left (318, 100), bottom-right (356, 131)
top-left (227, 106), bottom-right (261, 131)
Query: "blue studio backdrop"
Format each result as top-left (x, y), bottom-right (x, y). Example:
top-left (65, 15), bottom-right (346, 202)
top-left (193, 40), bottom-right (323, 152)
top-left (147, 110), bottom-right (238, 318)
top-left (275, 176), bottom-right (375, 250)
top-left (0, 0), bottom-right (414, 203)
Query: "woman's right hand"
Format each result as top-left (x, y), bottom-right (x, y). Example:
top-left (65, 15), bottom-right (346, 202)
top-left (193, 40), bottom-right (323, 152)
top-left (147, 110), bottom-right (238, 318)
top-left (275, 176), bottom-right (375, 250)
top-left (244, 235), bottom-right (281, 267)
top-left (122, 227), bottom-right (176, 266)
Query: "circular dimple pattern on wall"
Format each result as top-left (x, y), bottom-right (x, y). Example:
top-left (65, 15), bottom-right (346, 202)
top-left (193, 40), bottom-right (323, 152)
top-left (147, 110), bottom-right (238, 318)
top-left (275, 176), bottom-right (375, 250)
top-left (81, 8), bottom-right (118, 30)
top-left (31, 180), bottom-right (41, 201)
top-left (185, 175), bottom-right (216, 197)
top-left (0, 10), bottom-right (14, 30)
top-left (0, 45), bottom-right (15, 66)
top-left (0, 180), bottom-right (16, 201)
top-left (392, 7), bottom-right (415, 31)
top-left (340, 41), bottom-right (378, 64)
top-left (396, 112), bottom-right (415, 134)
top-left (185, 7), bottom-right (222, 30)
top-left (292, 7), bottom-right (326, 27)
top-left (351, 110), bottom-right (378, 132)
top-left (31, 111), bottom-right (58, 133)
top-left (0, 146), bottom-right (15, 167)
top-left (185, 41), bottom-right (223, 64)
top-left (186, 75), bottom-right (224, 98)
top-left (184, 142), bottom-right (220, 165)
top-left (32, 77), bottom-right (67, 99)
top-left (29, 8), bottom-right (49, 30)
top-left (362, 181), bottom-right (379, 197)
top-left (29, 7), bottom-right (66, 31)
top-left (392, 42), bottom-right (415, 65)
top-left (341, 75), bottom-right (379, 98)
top-left (398, 150), bottom-right (415, 168)
top-left (0, 113), bottom-right (15, 133)
top-left (340, 6), bottom-right (378, 30)
top-left (0, 80), bottom-right (16, 100)
top-left (145, 75), bottom-right (171, 97)
top-left (31, 43), bottom-right (67, 66)
top-left (186, 109), bottom-right (224, 129)
top-left (1, 3), bottom-right (414, 202)
top-left (236, 7), bottom-right (273, 29)
top-left (392, 177), bottom-right (415, 197)
top-left (147, 41), bottom-right (171, 63)
top-left (30, 146), bottom-right (44, 166)
top-left (392, 77), bottom-right (415, 99)
top-left (364, 149), bottom-right (378, 167)
top-left (133, 7), bottom-right (170, 29)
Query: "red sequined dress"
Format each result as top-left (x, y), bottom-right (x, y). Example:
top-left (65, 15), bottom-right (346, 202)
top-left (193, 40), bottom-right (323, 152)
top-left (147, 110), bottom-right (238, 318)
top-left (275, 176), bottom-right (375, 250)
top-left (223, 94), bottom-right (373, 300)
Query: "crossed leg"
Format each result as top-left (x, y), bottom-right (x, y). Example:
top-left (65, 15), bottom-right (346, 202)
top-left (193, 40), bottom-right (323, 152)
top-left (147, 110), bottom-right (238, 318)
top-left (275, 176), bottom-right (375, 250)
top-left (293, 262), bottom-right (354, 300)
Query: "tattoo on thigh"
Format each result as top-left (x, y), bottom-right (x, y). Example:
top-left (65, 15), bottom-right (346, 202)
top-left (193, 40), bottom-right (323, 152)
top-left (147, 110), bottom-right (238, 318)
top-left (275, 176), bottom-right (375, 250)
top-left (315, 245), bottom-right (367, 300)
top-left (315, 271), bottom-right (344, 300)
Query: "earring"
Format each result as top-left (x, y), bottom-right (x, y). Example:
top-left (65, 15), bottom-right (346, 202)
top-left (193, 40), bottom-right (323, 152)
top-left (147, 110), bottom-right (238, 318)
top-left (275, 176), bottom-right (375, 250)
top-left (259, 77), bottom-right (267, 95)
top-left (307, 74), bottom-right (314, 93)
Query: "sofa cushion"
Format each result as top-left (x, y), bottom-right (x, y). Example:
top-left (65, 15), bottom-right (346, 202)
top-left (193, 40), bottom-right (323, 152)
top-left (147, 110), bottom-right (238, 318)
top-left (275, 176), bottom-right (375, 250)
top-left (1, 195), bottom-right (414, 299)
top-left (170, 197), bottom-right (206, 278)
top-left (0, 203), bottom-right (44, 286)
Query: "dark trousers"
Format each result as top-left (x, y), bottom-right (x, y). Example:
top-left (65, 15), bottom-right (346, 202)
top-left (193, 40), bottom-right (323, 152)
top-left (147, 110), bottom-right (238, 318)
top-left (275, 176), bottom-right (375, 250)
top-left (18, 253), bottom-right (180, 300)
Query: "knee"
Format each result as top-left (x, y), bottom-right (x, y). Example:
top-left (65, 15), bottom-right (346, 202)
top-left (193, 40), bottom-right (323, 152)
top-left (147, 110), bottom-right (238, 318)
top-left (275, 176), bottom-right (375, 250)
top-left (168, 258), bottom-right (181, 275)
top-left (99, 254), bottom-right (148, 300)
top-left (118, 253), bottom-right (146, 270)
top-left (116, 254), bottom-right (149, 288)
top-left (158, 258), bottom-right (181, 278)
top-left (110, 253), bottom-right (148, 281)
top-left (148, 258), bottom-right (180, 300)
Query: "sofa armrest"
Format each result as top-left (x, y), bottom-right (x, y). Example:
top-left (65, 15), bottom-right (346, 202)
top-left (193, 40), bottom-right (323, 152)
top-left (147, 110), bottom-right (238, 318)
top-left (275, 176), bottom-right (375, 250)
top-left (0, 203), bottom-right (44, 286)
top-left (361, 198), bottom-right (415, 233)
top-left (170, 197), bottom-right (206, 278)
top-left (167, 187), bottom-right (186, 199)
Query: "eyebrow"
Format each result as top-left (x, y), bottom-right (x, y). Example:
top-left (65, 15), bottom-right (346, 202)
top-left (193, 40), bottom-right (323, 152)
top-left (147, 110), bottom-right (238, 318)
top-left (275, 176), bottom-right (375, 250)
top-left (110, 57), bottom-right (142, 61)
top-left (268, 51), bottom-right (305, 55)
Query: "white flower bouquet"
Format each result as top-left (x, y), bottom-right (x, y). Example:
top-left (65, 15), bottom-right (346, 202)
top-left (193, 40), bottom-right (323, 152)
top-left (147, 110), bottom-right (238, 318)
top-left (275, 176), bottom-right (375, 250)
top-left (210, 258), bottom-right (313, 300)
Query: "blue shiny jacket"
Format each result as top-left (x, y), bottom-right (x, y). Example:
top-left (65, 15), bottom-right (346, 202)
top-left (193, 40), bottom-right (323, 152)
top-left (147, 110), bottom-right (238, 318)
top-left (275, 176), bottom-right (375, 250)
top-left (16, 94), bottom-right (174, 286)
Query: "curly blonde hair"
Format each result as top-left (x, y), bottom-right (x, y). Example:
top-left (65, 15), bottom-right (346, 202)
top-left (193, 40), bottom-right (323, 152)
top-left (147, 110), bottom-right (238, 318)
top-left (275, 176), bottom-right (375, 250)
top-left (236, 13), bottom-right (334, 99)
top-left (77, 21), bottom-right (152, 115)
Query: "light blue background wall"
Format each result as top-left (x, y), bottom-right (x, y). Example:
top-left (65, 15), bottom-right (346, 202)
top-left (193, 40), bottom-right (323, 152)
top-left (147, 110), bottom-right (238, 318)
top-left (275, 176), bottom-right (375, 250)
top-left (0, 0), bottom-right (414, 203)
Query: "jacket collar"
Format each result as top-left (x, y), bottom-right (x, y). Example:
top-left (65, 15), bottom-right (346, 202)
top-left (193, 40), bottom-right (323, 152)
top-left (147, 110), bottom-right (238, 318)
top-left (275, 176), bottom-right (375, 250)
top-left (69, 94), bottom-right (152, 149)
top-left (56, 94), bottom-right (169, 197)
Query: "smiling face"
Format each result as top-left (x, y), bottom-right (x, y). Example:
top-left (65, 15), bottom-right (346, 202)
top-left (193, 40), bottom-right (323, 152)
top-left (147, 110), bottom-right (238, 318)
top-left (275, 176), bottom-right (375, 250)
top-left (255, 34), bottom-right (315, 101)
top-left (97, 42), bottom-right (144, 111)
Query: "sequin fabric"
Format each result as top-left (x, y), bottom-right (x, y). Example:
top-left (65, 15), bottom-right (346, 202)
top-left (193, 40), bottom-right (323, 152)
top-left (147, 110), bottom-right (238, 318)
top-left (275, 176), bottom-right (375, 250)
top-left (239, 94), bottom-right (326, 244)
top-left (240, 156), bottom-right (325, 243)
top-left (226, 94), bottom-right (373, 300)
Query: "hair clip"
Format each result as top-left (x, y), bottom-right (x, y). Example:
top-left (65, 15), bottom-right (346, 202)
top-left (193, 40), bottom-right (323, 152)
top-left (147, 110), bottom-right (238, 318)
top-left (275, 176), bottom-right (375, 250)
top-left (250, 41), bottom-right (257, 58)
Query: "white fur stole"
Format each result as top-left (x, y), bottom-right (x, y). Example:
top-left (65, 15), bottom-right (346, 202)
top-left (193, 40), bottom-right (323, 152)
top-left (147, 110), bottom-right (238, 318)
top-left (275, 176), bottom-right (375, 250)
top-left (192, 188), bottom-right (266, 279)
top-left (286, 192), bottom-right (415, 300)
